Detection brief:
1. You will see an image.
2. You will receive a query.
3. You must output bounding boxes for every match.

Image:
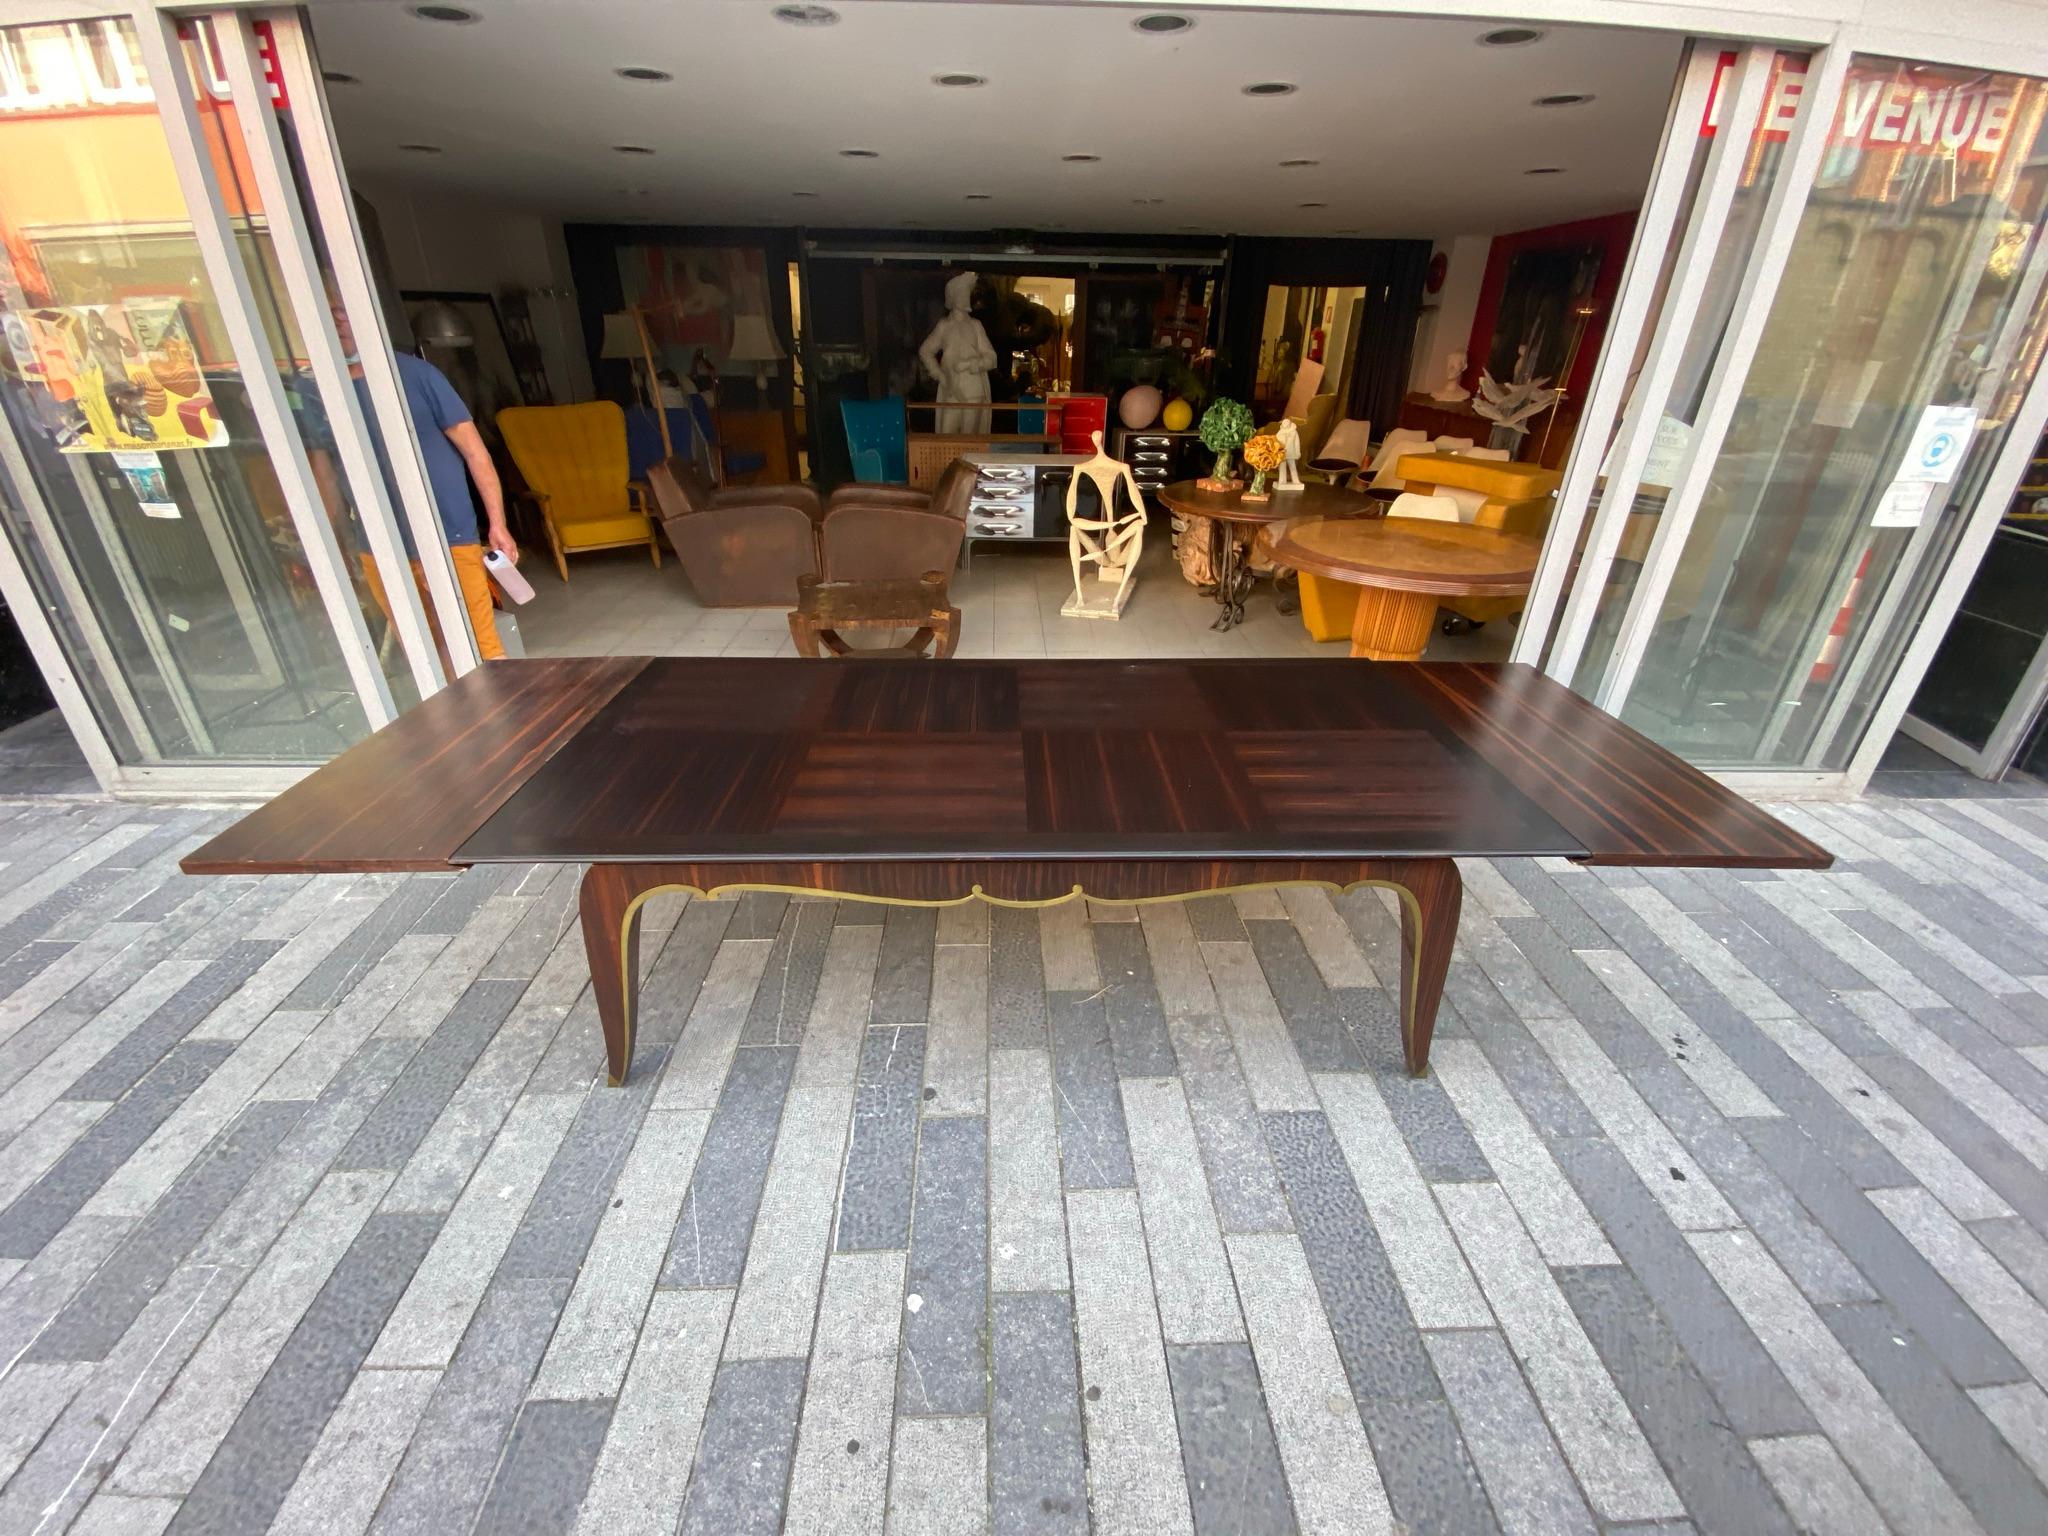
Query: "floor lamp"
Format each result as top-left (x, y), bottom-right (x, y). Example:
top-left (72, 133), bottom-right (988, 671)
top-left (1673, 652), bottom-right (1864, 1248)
top-left (602, 307), bottom-right (673, 459)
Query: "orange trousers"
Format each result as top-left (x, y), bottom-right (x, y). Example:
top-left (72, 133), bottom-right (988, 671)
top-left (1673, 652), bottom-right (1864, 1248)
top-left (360, 544), bottom-right (506, 663)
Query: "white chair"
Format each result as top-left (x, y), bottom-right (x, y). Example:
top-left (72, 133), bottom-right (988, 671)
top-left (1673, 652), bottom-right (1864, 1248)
top-left (1308, 418), bottom-right (1371, 484)
top-left (1388, 492), bottom-right (1462, 523)
top-left (1365, 428), bottom-right (1432, 492)
top-left (1282, 358), bottom-right (1326, 423)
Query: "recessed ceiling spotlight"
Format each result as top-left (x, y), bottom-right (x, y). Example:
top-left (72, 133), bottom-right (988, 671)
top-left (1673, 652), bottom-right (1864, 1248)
top-left (838, 147), bottom-right (880, 158)
top-left (1133, 13), bottom-right (1192, 33)
top-left (322, 70), bottom-right (358, 85)
top-left (1243, 81), bottom-right (1296, 97)
top-left (410, 4), bottom-right (477, 23)
top-left (1297, 201), bottom-right (1326, 209)
top-left (771, 3), bottom-right (839, 24)
top-left (1480, 27), bottom-right (1545, 46)
top-left (792, 190), bottom-right (820, 197)
top-left (616, 66), bottom-right (672, 82)
top-left (1533, 92), bottom-right (1593, 107)
top-left (1061, 152), bottom-right (1100, 163)
top-left (1132, 196), bottom-right (1164, 205)
top-left (618, 187), bottom-right (652, 198)
top-left (1523, 166), bottom-right (1564, 175)
top-left (933, 72), bottom-right (986, 88)
top-left (1278, 158), bottom-right (1318, 168)
top-left (399, 143), bottom-right (443, 154)
top-left (964, 192), bottom-right (993, 200)
top-left (614, 144), bottom-right (655, 155)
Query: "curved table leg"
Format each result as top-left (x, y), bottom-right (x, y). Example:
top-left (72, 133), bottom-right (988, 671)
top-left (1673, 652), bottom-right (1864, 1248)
top-left (1387, 858), bottom-right (1461, 1075)
top-left (579, 864), bottom-right (646, 1087)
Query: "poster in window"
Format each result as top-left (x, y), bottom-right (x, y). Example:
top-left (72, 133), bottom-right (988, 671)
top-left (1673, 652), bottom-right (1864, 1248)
top-left (9, 299), bottom-right (227, 453)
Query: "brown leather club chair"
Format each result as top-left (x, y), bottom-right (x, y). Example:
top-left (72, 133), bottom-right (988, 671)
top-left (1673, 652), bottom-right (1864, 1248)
top-left (648, 458), bottom-right (821, 606)
top-left (818, 458), bottom-right (973, 584)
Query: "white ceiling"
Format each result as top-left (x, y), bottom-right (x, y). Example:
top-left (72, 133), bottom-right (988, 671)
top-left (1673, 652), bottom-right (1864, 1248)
top-left (310, 1), bottom-right (1684, 238)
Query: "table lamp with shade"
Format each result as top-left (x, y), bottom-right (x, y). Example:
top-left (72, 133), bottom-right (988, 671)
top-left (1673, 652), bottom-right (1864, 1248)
top-left (725, 313), bottom-right (784, 397)
top-left (411, 298), bottom-right (474, 351)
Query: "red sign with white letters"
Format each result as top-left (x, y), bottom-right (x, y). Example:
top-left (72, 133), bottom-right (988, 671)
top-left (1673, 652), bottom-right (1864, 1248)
top-left (1702, 51), bottom-right (2015, 159)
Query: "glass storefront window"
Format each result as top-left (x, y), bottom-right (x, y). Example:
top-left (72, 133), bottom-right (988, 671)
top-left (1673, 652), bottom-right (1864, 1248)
top-left (0, 15), bottom-right (383, 763)
top-left (1612, 56), bottom-right (2048, 769)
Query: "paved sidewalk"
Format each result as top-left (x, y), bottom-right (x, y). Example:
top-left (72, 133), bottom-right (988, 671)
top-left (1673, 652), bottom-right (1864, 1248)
top-left (0, 791), bottom-right (2043, 1534)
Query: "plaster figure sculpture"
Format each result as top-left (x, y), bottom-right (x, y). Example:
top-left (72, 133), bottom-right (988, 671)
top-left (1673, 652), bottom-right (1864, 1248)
top-left (1062, 430), bottom-right (1147, 621)
top-left (918, 270), bottom-right (997, 434)
top-left (1273, 416), bottom-right (1305, 492)
top-left (1430, 350), bottom-right (1473, 403)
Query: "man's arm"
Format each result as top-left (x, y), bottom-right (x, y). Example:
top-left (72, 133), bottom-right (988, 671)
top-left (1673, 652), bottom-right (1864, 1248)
top-left (444, 420), bottom-right (516, 561)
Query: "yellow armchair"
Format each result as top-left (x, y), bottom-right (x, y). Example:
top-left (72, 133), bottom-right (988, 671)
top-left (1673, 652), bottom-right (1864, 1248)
top-left (497, 402), bottom-right (661, 580)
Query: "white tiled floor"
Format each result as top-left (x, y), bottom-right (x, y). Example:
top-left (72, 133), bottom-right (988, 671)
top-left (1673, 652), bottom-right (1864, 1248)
top-left (509, 534), bottom-right (1517, 664)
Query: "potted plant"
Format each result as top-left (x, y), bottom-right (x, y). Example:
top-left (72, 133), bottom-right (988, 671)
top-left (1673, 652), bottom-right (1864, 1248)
top-left (1197, 397), bottom-right (1254, 490)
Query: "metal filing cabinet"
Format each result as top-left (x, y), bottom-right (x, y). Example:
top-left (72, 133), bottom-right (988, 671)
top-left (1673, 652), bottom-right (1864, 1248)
top-left (960, 452), bottom-right (1090, 567)
top-left (1112, 427), bottom-right (1201, 497)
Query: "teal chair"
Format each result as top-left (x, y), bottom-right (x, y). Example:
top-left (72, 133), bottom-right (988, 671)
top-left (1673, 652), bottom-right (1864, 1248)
top-left (841, 397), bottom-right (908, 483)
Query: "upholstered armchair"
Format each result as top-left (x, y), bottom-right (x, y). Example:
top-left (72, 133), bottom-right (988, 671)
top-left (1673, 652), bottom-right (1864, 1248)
top-left (647, 458), bottom-right (821, 607)
top-left (496, 402), bottom-right (661, 580)
top-left (818, 459), bottom-right (973, 583)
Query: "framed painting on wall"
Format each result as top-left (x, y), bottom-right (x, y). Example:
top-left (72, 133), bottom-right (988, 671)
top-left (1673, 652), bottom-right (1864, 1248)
top-left (1484, 243), bottom-right (1602, 388)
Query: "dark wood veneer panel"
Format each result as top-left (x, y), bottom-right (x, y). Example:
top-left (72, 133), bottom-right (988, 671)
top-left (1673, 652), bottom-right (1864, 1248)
top-left (179, 657), bottom-right (647, 874)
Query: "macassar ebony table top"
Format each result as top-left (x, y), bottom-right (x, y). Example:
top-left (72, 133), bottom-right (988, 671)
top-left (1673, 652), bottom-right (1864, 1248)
top-left (182, 657), bottom-right (1832, 876)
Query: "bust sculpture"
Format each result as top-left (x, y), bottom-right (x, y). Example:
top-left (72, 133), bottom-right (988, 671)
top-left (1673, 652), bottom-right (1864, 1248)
top-left (1430, 350), bottom-right (1472, 404)
top-left (918, 271), bottom-right (997, 434)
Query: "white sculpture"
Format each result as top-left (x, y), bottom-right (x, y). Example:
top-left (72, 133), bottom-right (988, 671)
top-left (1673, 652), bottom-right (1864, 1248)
top-left (918, 270), bottom-right (997, 434)
top-left (1430, 350), bottom-right (1472, 403)
top-left (1062, 431), bottom-right (1147, 621)
top-left (1273, 416), bottom-right (1305, 492)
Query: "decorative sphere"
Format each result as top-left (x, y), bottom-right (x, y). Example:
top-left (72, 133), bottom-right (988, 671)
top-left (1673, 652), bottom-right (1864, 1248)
top-left (1161, 396), bottom-right (1194, 431)
top-left (1118, 385), bottom-right (1163, 430)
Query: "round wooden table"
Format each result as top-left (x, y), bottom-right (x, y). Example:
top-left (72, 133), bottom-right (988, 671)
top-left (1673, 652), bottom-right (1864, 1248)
top-left (1156, 480), bottom-right (1376, 630)
top-left (1263, 516), bottom-right (1543, 660)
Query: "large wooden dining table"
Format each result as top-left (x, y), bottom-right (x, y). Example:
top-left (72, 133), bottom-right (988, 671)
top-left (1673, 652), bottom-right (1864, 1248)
top-left (181, 657), bottom-right (1830, 1087)
top-left (1264, 515), bottom-right (1545, 660)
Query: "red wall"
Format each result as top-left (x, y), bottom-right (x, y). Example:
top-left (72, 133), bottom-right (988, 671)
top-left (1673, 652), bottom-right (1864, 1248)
top-left (1462, 210), bottom-right (1637, 398)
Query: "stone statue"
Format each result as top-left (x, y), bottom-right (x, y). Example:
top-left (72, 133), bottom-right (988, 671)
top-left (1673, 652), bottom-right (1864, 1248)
top-left (1273, 417), bottom-right (1305, 492)
top-left (918, 270), bottom-right (997, 434)
top-left (1430, 350), bottom-right (1472, 403)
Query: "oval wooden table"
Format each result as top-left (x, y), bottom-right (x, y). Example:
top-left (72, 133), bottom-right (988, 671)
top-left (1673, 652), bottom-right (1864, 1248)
top-left (1264, 515), bottom-right (1544, 660)
top-left (1157, 480), bottom-right (1375, 629)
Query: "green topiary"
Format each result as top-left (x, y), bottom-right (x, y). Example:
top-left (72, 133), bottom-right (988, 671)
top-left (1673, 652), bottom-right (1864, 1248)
top-left (1197, 397), bottom-right (1255, 482)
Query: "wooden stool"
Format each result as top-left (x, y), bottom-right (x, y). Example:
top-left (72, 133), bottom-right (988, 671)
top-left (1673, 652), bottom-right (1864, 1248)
top-left (788, 571), bottom-right (961, 659)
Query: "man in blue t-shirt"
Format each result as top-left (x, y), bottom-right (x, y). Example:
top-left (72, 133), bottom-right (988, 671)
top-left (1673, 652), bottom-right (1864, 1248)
top-left (328, 280), bottom-right (517, 660)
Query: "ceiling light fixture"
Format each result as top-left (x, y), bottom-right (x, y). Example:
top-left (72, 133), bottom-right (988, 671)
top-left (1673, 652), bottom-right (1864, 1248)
top-left (1061, 152), bottom-right (1100, 163)
top-left (838, 147), bottom-right (880, 158)
top-left (1297, 201), bottom-right (1326, 209)
top-left (1523, 166), bottom-right (1564, 175)
top-left (933, 72), bottom-right (986, 88)
top-left (771, 3), bottom-right (839, 24)
top-left (614, 144), bottom-right (655, 154)
top-left (964, 192), bottom-right (993, 200)
top-left (1243, 81), bottom-right (1296, 97)
top-left (1133, 13), bottom-right (1192, 32)
top-left (1533, 92), bottom-right (1593, 107)
top-left (792, 190), bottom-right (820, 197)
top-left (615, 66), bottom-right (672, 82)
top-left (409, 5), bottom-right (478, 23)
top-left (1278, 158), bottom-right (1318, 168)
top-left (400, 143), bottom-right (443, 154)
top-left (1479, 27), bottom-right (1544, 46)
top-left (322, 70), bottom-right (358, 85)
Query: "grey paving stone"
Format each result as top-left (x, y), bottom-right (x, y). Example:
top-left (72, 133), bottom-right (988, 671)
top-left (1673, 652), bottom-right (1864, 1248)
top-left (1167, 1016), bottom-right (1292, 1234)
top-left (27, 1099), bottom-right (302, 1362)
top-left (414, 863), bottom-right (512, 937)
top-left (1558, 1263), bottom-right (1798, 1536)
top-left (64, 939), bottom-right (282, 1101)
top-left (1358, 1390), bottom-right (1503, 1536)
top-left (899, 1113), bottom-right (988, 1415)
top-left (1496, 859), bottom-right (1610, 947)
top-left (991, 1292), bottom-right (1089, 1536)
top-left (1554, 1135), bottom-right (1814, 1438)
top-left (1047, 989), bottom-right (1133, 1190)
top-left (166, 1211), bottom-right (439, 1535)
top-left (741, 897), bottom-right (835, 1045)
top-left (370, 1276), bottom-right (570, 1536)
top-left (1183, 894), bottom-right (1246, 943)
top-left (1091, 919), bottom-right (1178, 1077)
top-left (1245, 919), bottom-right (1365, 1071)
top-left (660, 1044), bottom-right (796, 1287)
top-left (871, 903), bottom-right (936, 1024)
top-left (1444, 967), bottom-right (1602, 1142)
top-left (1427, 1328), bottom-right (1593, 1536)
top-left (989, 903), bottom-right (1046, 1048)
top-left (834, 896), bottom-right (885, 925)
top-left (725, 889), bottom-right (791, 940)
top-left (1973, 1215), bottom-right (2048, 1307)
top-left (1260, 1109), bottom-right (1435, 1400)
top-left (472, 1399), bottom-right (615, 1536)
top-left (1823, 1298), bottom-right (2048, 1536)
top-left (631, 898), bottom-right (738, 1051)
top-left (1862, 1052), bottom-right (2048, 1234)
top-left (1740, 1115), bottom-right (2027, 1389)
top-left (0, 1039), bottom-right (230, 1260)
top-left (836, 1024), bottom-right (926, 1251)
top-left (676, 1357), bottom-right (806, 1536)
top-left (334, 976), bottom-right (526, 1171)
top-left (285, 878), bottom-right (445, 1009)
top-left (1374, 1063), bottom-right (1493, 1182)
top-left (496, 1047), bottom-right (665, 1281)
top-left (1165, 1342), bottom-right (1297, 1535)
